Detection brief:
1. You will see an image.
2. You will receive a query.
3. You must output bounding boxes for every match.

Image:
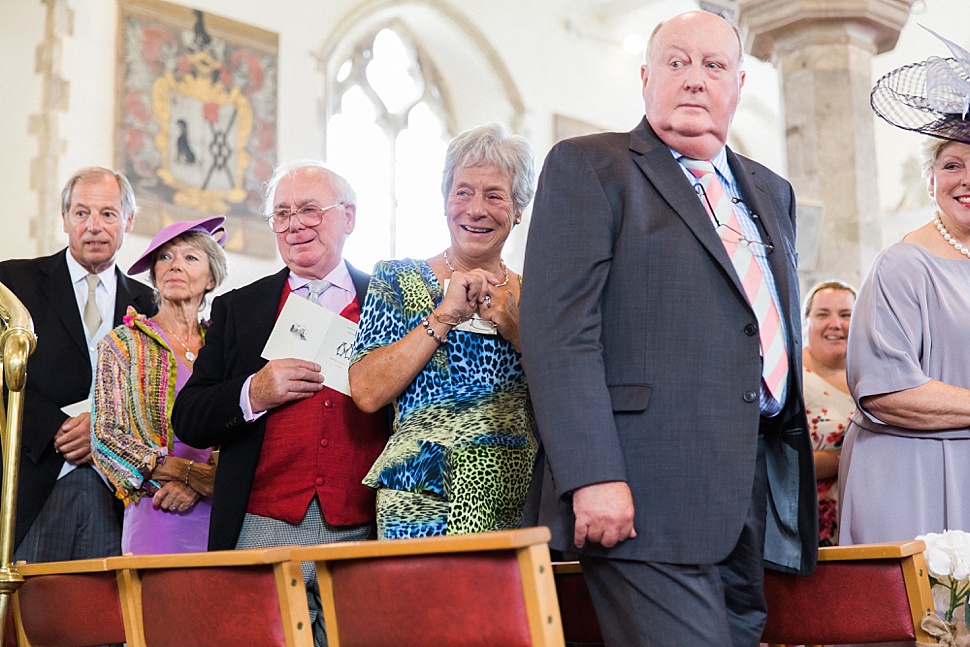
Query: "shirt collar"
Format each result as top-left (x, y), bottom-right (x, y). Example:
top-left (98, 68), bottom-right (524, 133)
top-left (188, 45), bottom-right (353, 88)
top-left (288, 260), bottom-right (353, 294)
top-left (65, 250), bottom-right (118, 292)
top-left (669, 145), bottom-right (731, 182)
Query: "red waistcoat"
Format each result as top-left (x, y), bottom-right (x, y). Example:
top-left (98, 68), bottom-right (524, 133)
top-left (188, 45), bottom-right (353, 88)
top-left (246, 284), bottom-right (388, 525)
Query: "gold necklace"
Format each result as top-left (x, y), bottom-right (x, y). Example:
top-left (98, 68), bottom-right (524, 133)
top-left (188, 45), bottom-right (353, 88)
top-left (442, 249), bottom-right (510, 287)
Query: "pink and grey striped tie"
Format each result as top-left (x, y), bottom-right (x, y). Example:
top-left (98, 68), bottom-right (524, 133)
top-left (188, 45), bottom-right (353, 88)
top-left (680, 157), bottom-right (789, 403)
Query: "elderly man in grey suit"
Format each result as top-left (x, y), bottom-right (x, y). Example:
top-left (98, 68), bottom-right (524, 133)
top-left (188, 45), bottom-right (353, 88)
top-left (0, 167), bottom-right (155, 562)
top-left (519, 11), bottom-right (817, 647)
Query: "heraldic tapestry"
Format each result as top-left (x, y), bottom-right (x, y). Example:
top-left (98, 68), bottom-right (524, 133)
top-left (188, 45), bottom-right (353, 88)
top-left (116, 0), bottom-right (278, 256)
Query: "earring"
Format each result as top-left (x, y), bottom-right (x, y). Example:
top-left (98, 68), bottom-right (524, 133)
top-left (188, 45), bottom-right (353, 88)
top-left (514, 217), bottom-right (521, 225)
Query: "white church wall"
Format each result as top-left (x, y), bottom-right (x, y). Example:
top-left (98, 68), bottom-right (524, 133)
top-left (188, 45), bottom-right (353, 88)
top-left (0, 0), bottom-right (964, 297)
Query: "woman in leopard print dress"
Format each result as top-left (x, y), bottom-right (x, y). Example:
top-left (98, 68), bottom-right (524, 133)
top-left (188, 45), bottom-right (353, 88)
top-left (349, 123), bottom-right (537, 538)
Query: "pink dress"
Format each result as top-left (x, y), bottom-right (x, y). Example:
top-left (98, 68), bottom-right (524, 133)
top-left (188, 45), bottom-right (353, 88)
top-left (120, 330), bottom-right (212, 555)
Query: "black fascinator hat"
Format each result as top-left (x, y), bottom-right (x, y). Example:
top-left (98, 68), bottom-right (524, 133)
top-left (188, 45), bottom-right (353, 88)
top-left (870, 26), bottom-right (970, 145)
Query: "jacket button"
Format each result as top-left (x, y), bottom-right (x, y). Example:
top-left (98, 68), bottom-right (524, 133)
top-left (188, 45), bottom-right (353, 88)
top-left (744, 323), bottom-right (758, 336)
top-left (319, 439), bottom-right (329, 448)
top-left (323, 399), bottom-right (333, 408)
top-left (315, 477), bottom-right (325, 486)
top-left (743, 390), bottom-right (758, 403)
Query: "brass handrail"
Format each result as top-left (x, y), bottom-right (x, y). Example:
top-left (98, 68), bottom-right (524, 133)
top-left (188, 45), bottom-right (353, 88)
top-left (0, 282), bottom-right (36, 644)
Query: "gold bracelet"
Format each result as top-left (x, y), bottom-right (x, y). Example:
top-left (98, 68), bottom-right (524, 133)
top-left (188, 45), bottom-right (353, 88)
top-left (432, 310), bottom-right (463, 327)
top-left (420, 317), bottom-right (447, 345)
top-left (184, 460), bottom-right (194, 485)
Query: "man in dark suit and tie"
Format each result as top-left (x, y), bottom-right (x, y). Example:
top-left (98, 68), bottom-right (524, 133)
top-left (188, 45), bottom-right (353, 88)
top-left (0, 166), bottom-right (155, 562)
top-left (173, 161), bottom-right (388, 647)
top-left (519, 11), bottom-right (817, 646)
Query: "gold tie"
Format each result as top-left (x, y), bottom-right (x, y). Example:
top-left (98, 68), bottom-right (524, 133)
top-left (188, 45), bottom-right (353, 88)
top-left (83, 274), bottom-right (102, 336)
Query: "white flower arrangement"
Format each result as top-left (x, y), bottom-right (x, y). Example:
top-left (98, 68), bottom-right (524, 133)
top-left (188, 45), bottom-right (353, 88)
top-left (919, 530), bottom-right (970, 625)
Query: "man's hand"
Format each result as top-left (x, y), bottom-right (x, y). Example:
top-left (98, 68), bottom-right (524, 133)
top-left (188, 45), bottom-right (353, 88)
top-left (572, 480), bottom-right (637, 549)
top-left (54, 412), bottom-right (93, 465)
top-left (249, 358), bottom-right (324, 412)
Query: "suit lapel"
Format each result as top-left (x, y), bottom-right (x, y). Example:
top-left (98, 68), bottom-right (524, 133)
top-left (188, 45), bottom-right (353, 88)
top-left (114, 270), bottom-right (153, 324)
top-left (346, 261), bottom-right (370, 301)
top-left (245, 268), bottom-right (290, 357)
top-left (40, 251), bottom-right (88, 357)
top-left (628, 120), bottom-right (745, 299)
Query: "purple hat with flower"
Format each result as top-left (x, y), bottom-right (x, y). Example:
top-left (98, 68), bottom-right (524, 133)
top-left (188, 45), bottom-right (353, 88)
top-left (128, 216), bottom-right (227, 275)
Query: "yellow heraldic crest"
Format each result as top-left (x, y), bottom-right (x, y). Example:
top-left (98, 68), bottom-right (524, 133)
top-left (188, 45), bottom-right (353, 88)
top-left (151, 48), bottom-right (254, 214)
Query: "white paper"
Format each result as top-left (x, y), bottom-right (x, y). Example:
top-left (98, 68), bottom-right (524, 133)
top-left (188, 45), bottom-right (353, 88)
top-left (61, 399), bottom-right (91, 417)
top-left (261, 293), bottom-right (358, 396)
top-left (59, 399), bottom-right (92, 480)
top-left (316, 316), bottom-right (358, 397)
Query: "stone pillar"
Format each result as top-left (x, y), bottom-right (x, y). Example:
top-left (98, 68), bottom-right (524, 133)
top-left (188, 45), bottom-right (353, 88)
top-left (30, 0), bottom-right (73, 256)
top-left (737, 0), bottom-right (917, 291)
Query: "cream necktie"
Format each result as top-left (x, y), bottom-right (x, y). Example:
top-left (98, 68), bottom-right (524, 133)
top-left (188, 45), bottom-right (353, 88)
top-left (83, 274), bottom-right (102, 336)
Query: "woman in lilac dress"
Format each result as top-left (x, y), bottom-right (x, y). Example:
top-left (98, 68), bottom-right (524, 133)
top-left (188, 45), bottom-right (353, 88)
top-left (842, 35), bottom-right (970, 546)
top-left (92, 217), bottom-right (227, 554)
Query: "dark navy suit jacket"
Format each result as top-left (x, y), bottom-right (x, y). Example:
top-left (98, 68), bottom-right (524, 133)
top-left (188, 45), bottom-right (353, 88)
top-left (0, 249), bottom-right (155, 548)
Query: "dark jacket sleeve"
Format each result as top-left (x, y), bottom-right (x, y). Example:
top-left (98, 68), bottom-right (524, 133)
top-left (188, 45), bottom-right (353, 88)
top-left (172, 289), bottom-right (262, 449)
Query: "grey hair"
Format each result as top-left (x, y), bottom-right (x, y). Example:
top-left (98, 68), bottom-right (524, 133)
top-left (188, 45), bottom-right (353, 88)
top-left (148, 230), bottom-right (228, 311)
top-left (261, 160), bottom-right (357, 218)
top-left (441, 123), bottom-right (536, 216)
top-left (920, 136), bottom-right (957, 196)
top-left (643, 11), bottom-right (745, 70)
top-left (802, 279), bottom-right (857, 319)
top-left (61, 167), bottom-right (137, 221)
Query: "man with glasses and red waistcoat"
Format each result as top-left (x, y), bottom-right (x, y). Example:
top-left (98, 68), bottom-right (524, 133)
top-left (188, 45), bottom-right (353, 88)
top-left (173, 160), bottom-right (389, 647)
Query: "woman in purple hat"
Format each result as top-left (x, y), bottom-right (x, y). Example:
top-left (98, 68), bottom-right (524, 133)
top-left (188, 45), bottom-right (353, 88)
top-left (91, 216), bottom-right (227, 554)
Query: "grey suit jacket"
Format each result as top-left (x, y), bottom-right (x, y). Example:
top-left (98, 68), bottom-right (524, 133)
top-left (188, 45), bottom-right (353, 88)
top-left (0, 249), bottom-right (155, 547)
top-left (519, 117), bottom-right (817, 575)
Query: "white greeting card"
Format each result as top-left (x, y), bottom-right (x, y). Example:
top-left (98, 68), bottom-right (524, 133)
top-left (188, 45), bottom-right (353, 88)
top-left (261, 293), bottom-right (358, 396)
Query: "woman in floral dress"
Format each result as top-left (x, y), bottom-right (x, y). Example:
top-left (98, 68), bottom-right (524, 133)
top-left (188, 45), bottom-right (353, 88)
top-left (801, 280), bottom-right (856, 546)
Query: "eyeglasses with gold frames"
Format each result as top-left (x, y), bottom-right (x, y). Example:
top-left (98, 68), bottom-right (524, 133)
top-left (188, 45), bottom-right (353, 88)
top-left (266, 202), bottom-right (344, 233)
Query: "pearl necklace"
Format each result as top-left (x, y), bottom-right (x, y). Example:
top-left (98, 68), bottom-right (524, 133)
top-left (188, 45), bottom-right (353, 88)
top-left (934, 214), bottom-right (970, 258)
top-left (442, 249), bottom-right (510, 287)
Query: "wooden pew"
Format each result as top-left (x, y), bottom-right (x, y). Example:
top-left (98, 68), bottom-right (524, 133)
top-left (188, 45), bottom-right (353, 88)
top-left (551, 562), bottom-right (604, 645)
top-left (762, 539), bottom-right (938, 646)
top-left (552, 540), bottom-right (940, 646)
top-left (113, 546), bottom-right (313, 647)
top-left (13, 556), bottom-right (131, 647)
top-left (291, 526), bottom-right (565, 647)
top-left (13, 547), bottom-right (313, 647)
